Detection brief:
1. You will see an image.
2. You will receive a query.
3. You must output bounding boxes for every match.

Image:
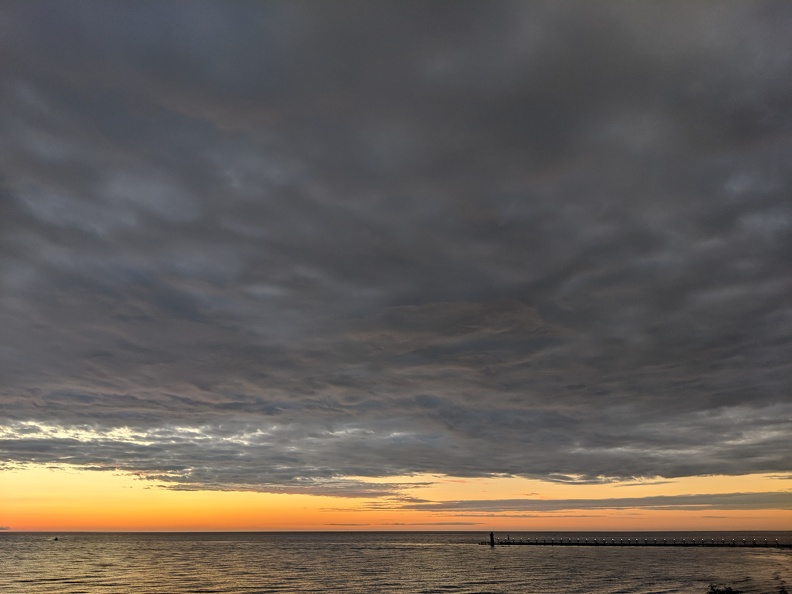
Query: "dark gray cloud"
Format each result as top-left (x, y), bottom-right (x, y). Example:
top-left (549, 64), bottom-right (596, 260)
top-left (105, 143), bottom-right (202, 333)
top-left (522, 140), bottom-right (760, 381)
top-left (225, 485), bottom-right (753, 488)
top-left (383, 522), bottom-right (483, 526)
top-left (1, 1), bottom-right (791, 496)
top-left (397, 492), bottom-right (792, 513)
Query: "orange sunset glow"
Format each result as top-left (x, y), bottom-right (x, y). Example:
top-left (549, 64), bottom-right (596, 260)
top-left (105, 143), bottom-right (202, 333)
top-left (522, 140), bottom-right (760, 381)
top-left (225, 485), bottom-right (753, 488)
top-left (3, 465), bottom-right (789, 532)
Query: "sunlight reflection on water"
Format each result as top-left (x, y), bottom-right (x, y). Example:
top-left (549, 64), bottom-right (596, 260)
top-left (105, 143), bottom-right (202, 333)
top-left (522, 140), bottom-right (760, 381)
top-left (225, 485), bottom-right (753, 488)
top-left (1, 532), bottom-right (790, 593)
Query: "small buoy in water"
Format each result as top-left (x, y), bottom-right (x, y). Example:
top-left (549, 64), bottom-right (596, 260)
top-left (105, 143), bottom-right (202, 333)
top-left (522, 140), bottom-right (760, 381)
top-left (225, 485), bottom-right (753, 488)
top-left (53, 537), bottom-right (58, 541)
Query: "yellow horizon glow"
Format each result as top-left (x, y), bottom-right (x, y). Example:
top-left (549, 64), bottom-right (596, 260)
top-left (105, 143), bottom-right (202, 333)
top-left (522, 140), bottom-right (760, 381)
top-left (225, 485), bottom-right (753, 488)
top-left (1, 464), bottom-right (789, 532)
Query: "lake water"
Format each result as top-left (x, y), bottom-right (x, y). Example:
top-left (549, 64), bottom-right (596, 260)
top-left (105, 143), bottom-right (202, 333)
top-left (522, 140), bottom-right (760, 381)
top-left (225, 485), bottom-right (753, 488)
top-left (1, 531), bottom-right (790, 593)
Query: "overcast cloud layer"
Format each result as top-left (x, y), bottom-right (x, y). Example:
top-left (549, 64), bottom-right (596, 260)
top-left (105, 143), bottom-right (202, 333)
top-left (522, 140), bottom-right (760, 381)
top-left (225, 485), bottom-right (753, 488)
top-left (1, 1), bottom-right (791, 499)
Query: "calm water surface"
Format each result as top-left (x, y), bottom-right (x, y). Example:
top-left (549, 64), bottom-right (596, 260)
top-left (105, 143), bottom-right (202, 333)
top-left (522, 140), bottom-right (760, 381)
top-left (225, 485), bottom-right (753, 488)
top-left (1, 531), bottom-right (790, 593)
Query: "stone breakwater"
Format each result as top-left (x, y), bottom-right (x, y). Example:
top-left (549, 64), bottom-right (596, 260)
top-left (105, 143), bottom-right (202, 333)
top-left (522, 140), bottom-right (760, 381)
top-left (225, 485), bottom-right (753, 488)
top-left (482, 535), bottom-right (792, 548)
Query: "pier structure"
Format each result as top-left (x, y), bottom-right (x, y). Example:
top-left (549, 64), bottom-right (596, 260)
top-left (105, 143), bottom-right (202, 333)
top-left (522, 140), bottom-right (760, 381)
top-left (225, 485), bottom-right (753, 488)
top-left (481, 535), bottom-right (792, 549)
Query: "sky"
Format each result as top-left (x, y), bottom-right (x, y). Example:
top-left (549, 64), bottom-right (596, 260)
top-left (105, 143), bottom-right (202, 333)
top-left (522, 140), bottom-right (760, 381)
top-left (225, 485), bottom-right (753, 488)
top-left (1, 1), bottom-right (791, 532)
